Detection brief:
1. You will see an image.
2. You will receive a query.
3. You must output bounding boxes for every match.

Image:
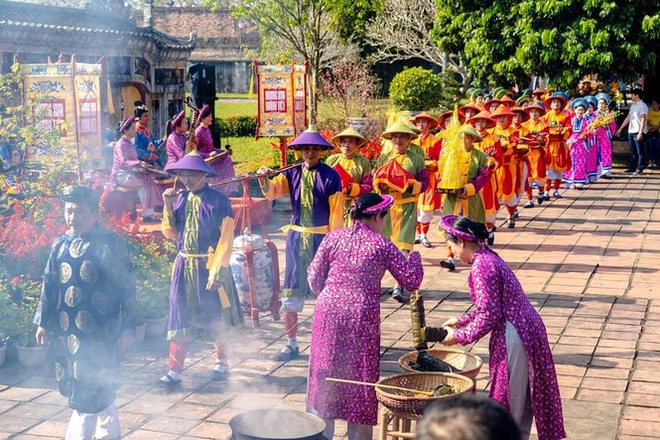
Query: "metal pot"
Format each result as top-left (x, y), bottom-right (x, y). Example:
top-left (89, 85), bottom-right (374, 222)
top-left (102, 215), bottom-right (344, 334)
top-left (229, 409), bottom-right (326, 440)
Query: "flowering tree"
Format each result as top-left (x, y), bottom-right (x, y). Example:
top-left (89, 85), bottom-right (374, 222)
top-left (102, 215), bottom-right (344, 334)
top-left (320, 56), bottom-right (381, 119)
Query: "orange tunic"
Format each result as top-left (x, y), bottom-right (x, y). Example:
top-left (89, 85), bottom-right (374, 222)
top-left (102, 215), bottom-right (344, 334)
top-left (542, 110), bottom-right (571, 173)
top-left (520, 119), bottom-right (549, 184)
top-left (491, 125), bottom-right (520, 202)
top-left (474, 132), bottom-right (503, 218)
top-left (416, 132), bottom-right (442, 212)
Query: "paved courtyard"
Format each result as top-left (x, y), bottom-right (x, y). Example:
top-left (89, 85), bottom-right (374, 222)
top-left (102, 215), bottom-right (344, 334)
top-left (1, 171), bottom-right (659, 439)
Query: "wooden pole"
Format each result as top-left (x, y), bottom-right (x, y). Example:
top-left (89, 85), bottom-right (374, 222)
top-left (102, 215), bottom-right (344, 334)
top-left (325, 377), bottom-right (434, 397)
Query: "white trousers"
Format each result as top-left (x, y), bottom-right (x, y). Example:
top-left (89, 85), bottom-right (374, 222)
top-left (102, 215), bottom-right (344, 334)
top-left (65, 402), bottom-right (121, 440)
top-left (417, 209), bottom-right (434, 224)
top-left (506, 321), bottom-right (533, 439)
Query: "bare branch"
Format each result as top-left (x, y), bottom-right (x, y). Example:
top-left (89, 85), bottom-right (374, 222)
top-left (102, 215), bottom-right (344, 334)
top-left (365, 0), bottom-right (469, 84)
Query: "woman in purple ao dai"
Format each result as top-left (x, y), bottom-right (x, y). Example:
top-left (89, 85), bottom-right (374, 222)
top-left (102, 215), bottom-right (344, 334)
top-left (195, 105), bottom-right (237, 196)
top-left (165, 111), bottom-right (190, 169)
top-left (594, 93), bottom-right (617, 178)
top-left (564, 98), bottom-right (591, 189)
top-left (433, 215), bottom-right (565, 440)
top-left (306, 193), bottom-right (424, 440)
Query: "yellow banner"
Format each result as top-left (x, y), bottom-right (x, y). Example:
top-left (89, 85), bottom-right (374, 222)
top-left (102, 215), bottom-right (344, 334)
top-left (22, 62), bottom-right (104, 171)
top-left (74, 63), bottom-right (104, 171)
top-left (255, 62), bottom-right (308, 138)
top-left (23, 64), bottom-right (76, 161)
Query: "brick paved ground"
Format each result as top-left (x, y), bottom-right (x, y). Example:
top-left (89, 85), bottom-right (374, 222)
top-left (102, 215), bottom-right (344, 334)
top-left (1, 171), bottom-right (659, 439)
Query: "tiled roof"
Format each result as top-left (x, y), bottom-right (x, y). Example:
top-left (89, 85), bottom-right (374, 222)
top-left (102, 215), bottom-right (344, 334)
top-left (0, 0), bottom-right (195, 50)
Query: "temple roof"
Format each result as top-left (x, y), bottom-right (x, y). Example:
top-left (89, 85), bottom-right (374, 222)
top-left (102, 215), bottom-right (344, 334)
top-left (0, 0), bottom-right (195, 50)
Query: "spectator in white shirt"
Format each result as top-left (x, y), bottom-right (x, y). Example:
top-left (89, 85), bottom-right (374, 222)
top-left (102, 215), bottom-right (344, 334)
top-left (616, 88), bottom-right (648, 174)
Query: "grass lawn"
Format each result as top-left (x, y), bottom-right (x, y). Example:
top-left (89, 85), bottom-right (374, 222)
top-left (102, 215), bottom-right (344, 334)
top-left (215, 100), bottom-right (257, 119)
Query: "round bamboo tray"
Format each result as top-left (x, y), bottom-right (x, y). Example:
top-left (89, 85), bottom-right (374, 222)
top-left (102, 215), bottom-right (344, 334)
top-left (375, 372), bottom-right (473, 418)
top-left (398, 348), bottom-right (483, 381)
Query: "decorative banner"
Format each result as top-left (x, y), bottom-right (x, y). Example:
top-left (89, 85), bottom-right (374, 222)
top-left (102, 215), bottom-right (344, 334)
top-left (255, 61), bottom-right (308, 139)
top-left (23, 63), bottom-right (75, 162)
top-left (74, 63), bottom-right (104, 171)
top-left (22, 60), bottom-right (104, 171)
top-left (293, 63), bottom-right (308, 136)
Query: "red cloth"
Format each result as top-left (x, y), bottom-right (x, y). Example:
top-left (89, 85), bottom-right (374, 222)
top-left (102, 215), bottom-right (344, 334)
top-left (373, 159), bottom-right (415, 193)
top-left (331, 162), bottom-right (354, 191)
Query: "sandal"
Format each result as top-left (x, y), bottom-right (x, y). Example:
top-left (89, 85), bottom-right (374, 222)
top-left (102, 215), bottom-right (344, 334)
top-left (159, 373), bottom-right (181, 388)
top-left (273, 345), bottom-right (299, 362)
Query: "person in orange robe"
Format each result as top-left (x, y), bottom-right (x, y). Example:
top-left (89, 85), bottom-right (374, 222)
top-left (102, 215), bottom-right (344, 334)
top-left (484, 98), bottom-right (503, 115)
top-left (460, 104), bottom-right (481, 122)
top-left (511, 107), bottom-right (531, 207)
top-left (467, 111), bottom-right (503, 245)
top-left (411, 112), bottom-right (442, 248)
top-left (541, 95), bottom-right (572, 199)
top-left (520, 102), bottom-right (549, 207)
top-left (490, 105), bottom-right (521, 228)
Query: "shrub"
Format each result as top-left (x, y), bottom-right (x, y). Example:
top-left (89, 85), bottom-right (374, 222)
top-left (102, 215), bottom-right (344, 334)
top-left (389, 67), bottom-right (443, 111)
top-left (216, 115), bottom-right (257, 137)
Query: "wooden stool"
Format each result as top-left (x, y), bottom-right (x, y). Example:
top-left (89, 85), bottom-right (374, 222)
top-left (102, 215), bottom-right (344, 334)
top-left (378, 406), bottom-right (419, 440)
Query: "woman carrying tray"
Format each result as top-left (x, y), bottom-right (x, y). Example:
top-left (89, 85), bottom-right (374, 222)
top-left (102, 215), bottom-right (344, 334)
top-left (425, 215), bottom-right (565, 440)
top-left (306, 192), bottom-right (424, 440)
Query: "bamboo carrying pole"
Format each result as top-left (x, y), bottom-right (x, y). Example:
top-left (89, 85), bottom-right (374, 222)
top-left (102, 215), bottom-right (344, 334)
top-left (325, 377), bottom-right (434, 397)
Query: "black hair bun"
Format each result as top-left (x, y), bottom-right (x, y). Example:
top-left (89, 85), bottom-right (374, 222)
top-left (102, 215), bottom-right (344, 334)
top-left (134, 100), bottom-right (143, 107)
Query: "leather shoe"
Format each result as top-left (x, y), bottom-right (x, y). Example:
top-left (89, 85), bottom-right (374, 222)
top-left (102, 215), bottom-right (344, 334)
top-left (421, 237), bottom-right (432, 248)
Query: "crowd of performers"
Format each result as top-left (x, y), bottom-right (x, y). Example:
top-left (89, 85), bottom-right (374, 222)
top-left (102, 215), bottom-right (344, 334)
top-left (37, 88), bottom-right (632, 440)
top-left (104, 101), bottom-right (237, 222)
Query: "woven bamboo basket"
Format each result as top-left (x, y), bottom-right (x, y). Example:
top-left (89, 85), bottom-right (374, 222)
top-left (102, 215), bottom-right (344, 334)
top-left (398, 348), bottom-right (483, 381)
top-left (375, 372), bottom-right (474, 418)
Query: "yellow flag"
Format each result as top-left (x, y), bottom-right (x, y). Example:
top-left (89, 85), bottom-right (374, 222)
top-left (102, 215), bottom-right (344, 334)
top-left (106, 79), bottom-right (115, 115)
top-left (248, 70), bottom-right (254, 99)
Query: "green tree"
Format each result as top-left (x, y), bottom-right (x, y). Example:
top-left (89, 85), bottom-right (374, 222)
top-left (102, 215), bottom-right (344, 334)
top-left (433, 0), bottom-right (660, 88)
top-left (326, 0), bottom-right (383, 46)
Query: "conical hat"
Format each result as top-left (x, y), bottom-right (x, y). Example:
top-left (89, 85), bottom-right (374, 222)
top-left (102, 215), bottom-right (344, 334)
top-left (525, 102), bottom-right (546, 116)
top-left (489, 104), bottom-right (515, 118)
top-left (459, 104), bottom-right (481, 115)
top-left (516, 96), bottom-right (531, 107)
top-left (165, 150), bottom-right (217, 176)
top-left (331, 127), bottom-right (367, 148)
top-left (532, 88), bottom-right (546, 96)
top-left (381, 121), bottom-right (419, 140)
top-left (289, 126), bottom-right (333, 150)
top-left (544, 94), bottom-right (567, 109)
top-left (410, 112), bottom-right (438, 130)
top-left (437, 110), bottom-right (464, 127)
top-left (484, 98), bottom-right (502, 110)
top-left (459, 125), bottom-right (483, 142)
top-left (499, 95), bottom-right (516, 107)
top-left (467, 111), bottom-right (496, 129)
top-left (511, 107), bottom-right (530, 122)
